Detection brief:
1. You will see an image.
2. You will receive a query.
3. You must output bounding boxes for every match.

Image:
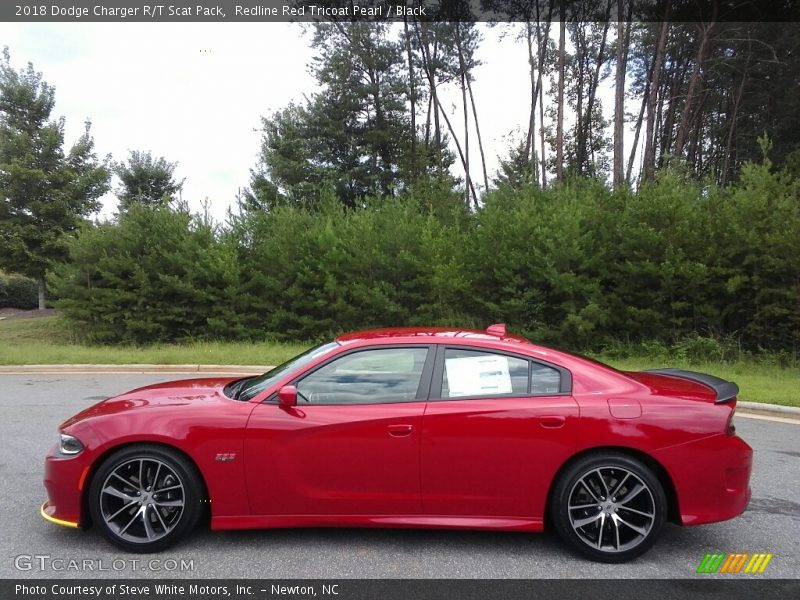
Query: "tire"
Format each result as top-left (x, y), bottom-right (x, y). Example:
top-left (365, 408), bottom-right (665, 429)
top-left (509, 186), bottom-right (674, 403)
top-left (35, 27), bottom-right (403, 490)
top-left (89, 445), bottom-right (203, 553)
top-left (550, 451), bottom-right (667, 563)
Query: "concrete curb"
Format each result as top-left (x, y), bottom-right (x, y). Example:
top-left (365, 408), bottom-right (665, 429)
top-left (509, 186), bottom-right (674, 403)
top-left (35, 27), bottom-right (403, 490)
top-left (738, 400), bottom-right (800, 419)
top-left (0, 364), bottom-right (797, 419)
top-left (0, 364), bottom-right (271, 374)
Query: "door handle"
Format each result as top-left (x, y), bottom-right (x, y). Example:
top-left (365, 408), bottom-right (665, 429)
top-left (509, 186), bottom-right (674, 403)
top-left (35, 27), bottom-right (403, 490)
top-left (539, 415), bottom-right (566, 429)
top-left (387, 424), bottom-right (414, 437)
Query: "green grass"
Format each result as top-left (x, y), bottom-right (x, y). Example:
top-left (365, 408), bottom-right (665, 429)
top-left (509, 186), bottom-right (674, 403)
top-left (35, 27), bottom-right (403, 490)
top-left (0, 316), bottom-right (307, 367)
top-left (1, 315), bottom-right (797, 407)
top-left (597, 356), bottom-right (800, 408)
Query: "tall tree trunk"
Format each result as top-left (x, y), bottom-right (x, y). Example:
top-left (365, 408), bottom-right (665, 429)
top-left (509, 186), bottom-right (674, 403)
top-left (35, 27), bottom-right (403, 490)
top-left (368, 66), bottom-right (392, 196)
top-left (466, 75), bottom-right (489, 193)
top-left (456, 25), bottom-right (489, 195)
top-left (660, 55), bottom-right (686, 165)
top-left (37, 276), bottom-right (46, 310)
top-left (539, 78), bottom-right (547, 186)
top-left (415, 21), bottom-right (441, 168)
top-left (643, 14), bottom-right (670, 180)
top-left (525, 21), bottom-right (537, 164)
top-left (654, 70), bottom-right (665, 162)
top-left (457, 35), bottom-right (471, 208)
top-left (613, 2), bottom-right (627, 188)
top-left (574, 31), bottom-right (586, 175)
top-left (627, 57), bottom-right (651, 182)
top-left (524, 2), bottom-right (552, 175)
top-left (403, 16), bottom-right (416, 183)
top-left (436, 100), bottom-right (478, 208)
top-left (674, 2), bottom-right (718, 159)
top-left (413, 20), bottom-right (477, 207)
top-left (580, 17), bottom-right (611, 176)
top-left (556, 11), bottom-right (566, 182)
top-left (432, 34), bottom-right (441, 151)
top-left (424, 94), bottom-right (432, 147)
top-left (687, 90), bottom-right (708, 171)
top-left (535, 3), bottom-right (553, 186)
top-left (721, 38), bottom-right (751, 187)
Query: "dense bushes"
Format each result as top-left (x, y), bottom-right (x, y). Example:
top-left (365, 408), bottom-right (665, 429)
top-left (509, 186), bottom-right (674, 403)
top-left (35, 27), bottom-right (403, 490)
top-left (50, 205), bottom-right (242, 343)
top-left (50, 163), bottom-right (800, 352)
top-left (0, 273), bottom-right (38, 309)
top-left (228, 191), bottom-right (474, 340)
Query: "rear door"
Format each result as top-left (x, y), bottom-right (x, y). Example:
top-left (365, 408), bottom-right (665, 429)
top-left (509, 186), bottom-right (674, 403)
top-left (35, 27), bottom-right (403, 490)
top-left (420, 346), bottom-right (579, 519)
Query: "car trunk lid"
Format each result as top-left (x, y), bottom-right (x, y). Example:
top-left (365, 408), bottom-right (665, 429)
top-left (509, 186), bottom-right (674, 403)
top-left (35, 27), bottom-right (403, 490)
top-left (629, 368), bottom-right (739, 403)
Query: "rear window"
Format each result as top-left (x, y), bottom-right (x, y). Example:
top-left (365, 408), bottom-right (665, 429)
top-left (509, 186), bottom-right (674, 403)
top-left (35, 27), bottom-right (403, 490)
top-left (440, 348), bottom-right (562, 398)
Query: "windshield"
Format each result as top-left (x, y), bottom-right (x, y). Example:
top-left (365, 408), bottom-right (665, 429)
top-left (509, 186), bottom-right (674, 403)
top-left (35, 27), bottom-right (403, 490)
top-left (237, 341), bottom-right (340, 401)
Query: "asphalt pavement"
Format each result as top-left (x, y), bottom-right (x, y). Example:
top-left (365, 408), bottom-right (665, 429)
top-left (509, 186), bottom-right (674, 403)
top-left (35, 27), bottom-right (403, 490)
top-left (1, 373), bottom-right (797, 579)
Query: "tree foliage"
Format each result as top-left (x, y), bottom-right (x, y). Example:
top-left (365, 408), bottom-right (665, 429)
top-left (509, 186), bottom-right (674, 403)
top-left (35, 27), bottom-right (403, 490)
top-left (0, 48), bottom-right (109, 306)
top-left (0, 272), bottom-right (38, 309)
top-left (6, 17), bottom-right (800, 355)
top-left (50, 204), bottom-right (242, 343)
top-left (114, 150), bottom-right (183, 211)
top-left (249, 23), bottom-right (415, 209)
top-left (53, 157), bottom-right (800, 351)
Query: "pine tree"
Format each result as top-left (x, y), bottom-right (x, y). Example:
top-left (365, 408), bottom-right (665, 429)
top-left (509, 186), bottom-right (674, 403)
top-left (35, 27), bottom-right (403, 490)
top-left (250, 23), bottom-right (411, 209)
top-left (114, 150), bottom-right (183, 211)
top-left (0, 48), bottom-right (109, 308)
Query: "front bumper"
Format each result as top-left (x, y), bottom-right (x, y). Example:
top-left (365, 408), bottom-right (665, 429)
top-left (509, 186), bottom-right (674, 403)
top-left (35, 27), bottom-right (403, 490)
top-left (42, 443), bottom-right (91, 528)
top-left (655, 433), bottom-right (753, 526)
top-left (40, 501), bottom-right (79, 528)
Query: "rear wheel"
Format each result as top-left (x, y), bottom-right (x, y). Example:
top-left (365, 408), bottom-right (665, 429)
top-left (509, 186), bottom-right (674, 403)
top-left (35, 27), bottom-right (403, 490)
top-left (89, 445), bottom-right (203, 553)
top-left (550, 452), bottom-right (666, 562)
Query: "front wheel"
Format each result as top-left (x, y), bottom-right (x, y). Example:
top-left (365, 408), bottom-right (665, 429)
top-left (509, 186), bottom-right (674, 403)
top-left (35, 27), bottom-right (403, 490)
top-left (89, 445), bottom-right (203, 553)
top-left (550, 452), bottom-right (667, 562)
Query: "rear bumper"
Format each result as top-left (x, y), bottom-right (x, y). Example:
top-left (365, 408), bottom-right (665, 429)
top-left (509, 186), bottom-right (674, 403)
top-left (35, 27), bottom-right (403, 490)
top-left (655, 433), bottom-right (753, 526)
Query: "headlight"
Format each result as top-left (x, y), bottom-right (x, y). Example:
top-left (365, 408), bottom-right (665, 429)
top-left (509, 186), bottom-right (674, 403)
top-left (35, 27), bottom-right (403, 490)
top-left (59, 433), bottom-right (84, 455)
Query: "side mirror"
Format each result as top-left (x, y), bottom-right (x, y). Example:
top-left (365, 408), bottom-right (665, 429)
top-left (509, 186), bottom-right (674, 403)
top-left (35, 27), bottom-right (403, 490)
top-left (278, 385), bottom-right (297, 407)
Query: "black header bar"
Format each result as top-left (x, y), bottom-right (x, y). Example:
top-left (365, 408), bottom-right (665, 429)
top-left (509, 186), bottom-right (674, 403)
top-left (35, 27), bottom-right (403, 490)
top-left (3, 1), bottom-right (800, 23)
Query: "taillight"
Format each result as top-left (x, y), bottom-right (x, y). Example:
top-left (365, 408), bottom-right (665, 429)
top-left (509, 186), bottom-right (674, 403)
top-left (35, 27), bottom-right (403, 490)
top-left (726, 407), bottom-right (736, 435)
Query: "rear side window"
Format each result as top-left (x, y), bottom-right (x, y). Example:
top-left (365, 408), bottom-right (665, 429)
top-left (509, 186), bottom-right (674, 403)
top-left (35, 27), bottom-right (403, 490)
top-left (440, 348), bottom-right (562, 399)
top-left (441, 349), bottom-right (529, 398)
top-left (530, 362), bottom-right (562, 395)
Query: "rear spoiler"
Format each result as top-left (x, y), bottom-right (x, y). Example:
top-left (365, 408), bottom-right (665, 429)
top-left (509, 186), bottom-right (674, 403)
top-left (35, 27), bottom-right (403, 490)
top-left (643, 368), bottom-right (739, 403)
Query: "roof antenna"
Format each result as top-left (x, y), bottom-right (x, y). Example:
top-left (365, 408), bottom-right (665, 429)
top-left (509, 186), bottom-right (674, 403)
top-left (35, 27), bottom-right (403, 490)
top-left (486, 323), bottom-right (506, 337)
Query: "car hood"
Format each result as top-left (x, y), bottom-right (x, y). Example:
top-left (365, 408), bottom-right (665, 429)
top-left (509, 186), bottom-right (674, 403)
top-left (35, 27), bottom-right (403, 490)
top-left (60, 376), bottom-right (242, 428)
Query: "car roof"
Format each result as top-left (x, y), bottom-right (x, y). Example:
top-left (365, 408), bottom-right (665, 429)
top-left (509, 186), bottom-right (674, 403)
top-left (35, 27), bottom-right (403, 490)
top-left (335, 326), bottom-right (531, 346)
top-left (334, 326), bottom-right (598, 369)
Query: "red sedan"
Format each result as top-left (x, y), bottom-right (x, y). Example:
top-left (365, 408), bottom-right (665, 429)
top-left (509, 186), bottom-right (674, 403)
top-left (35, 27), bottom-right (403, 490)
top-left (41, 325), bottom-right (752, 562)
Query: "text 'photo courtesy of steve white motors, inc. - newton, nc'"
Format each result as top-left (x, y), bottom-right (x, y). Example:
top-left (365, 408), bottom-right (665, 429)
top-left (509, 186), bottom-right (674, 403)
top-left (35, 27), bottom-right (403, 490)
top-left (15, 4), bottom-right (428, 19)
top-left (15, 583), bottom-right (338, 598)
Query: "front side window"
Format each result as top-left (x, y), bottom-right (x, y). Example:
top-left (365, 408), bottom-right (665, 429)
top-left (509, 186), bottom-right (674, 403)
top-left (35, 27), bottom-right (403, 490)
top-left (237, 342), bottom-right (339, 401)
top-left (297, 347), bottom-right (429, 405)
top-left (440, 348), bottom-right (561, 398)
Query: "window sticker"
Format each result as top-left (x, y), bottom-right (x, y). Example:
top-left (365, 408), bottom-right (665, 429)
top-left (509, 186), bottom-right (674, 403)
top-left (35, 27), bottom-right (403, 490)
top-left (445, 354), bottom-right (513, 397)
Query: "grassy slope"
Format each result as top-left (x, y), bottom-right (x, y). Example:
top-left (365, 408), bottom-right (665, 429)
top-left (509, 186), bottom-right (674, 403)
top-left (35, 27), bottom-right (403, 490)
top-left (601, 357), bottom-right (799, 408)
top-left (0, 316), bottom-right (306, 367)
top-left (0, 315), bottom-right (797, 406)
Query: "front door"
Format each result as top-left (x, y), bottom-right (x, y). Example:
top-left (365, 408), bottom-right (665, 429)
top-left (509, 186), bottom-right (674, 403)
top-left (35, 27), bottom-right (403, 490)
top-left (245, 346), bottom-right (432, 516)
